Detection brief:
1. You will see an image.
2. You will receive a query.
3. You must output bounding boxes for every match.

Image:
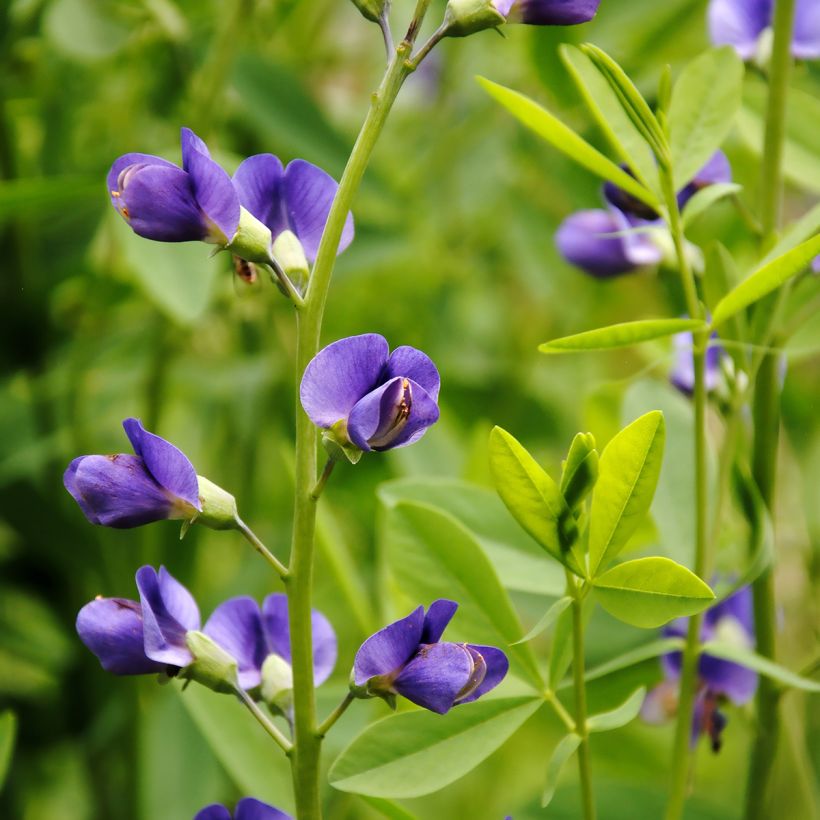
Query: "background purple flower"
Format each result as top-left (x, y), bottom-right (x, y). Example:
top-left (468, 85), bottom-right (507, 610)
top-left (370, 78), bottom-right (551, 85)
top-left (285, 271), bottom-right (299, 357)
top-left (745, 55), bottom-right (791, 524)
top-left (669, 331), bottom-right (724, 396)
top-left (232, 155), bottom-right (353, 262)
top-left (202, 593), bottom-right (336, 691)
top-left (77, 565), bottom-right (200, 675)
top-left (352, 599), bottom-right (508, 714)
top-left (194, 797), bottom-right (292, 820)
top-left (709, 0), bottom-right (820, 61)
top-left (300, 334), bottom-right (440, 452)
top-left (107, 127), bottom-right (240, 244)
top-left (642, 587), bottom-right (757, 750)
top-left (64, 418), bottom-right (201, 529)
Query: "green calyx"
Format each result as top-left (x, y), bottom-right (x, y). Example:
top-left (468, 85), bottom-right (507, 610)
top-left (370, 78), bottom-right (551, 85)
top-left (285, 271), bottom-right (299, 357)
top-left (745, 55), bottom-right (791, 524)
top-left (443, 0), bottom-right (505, 38)
top-left (261, 654), bottom-right (294, 714)
top-left (183, 631), bottom-right (239, 694)
top-left (321, 419), bottom-right (363, 465)
top-left (350, 0), bottom-right (388, 24)
top-left (225, 207), bottom-right (273, 264)
top-left (195, 475), bottom-right (239, 531)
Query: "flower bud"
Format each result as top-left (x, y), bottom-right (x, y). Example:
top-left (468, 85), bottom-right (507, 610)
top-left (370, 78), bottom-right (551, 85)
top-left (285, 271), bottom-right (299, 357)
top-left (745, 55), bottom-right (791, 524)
top-left (261, 653), bottom-right (294, 713)
top-left (560, 432), bottom-right (599, 510)
top-left (183, 630), bottom-right (240, 694)
top-left (225, 206), bottom-right (273, 264)
top-left (443, 0), bottom-right (506, 37)
top-left (349, 0), bottom-right (388, 24)
top-left (195, 475), bottom-right (239, 531)
top-left (271, 229), bottom-right (310, 293)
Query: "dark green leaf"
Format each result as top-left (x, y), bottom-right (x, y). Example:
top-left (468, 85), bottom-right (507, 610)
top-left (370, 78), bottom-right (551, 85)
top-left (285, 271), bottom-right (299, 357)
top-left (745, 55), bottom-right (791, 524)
top-left (0, 710), bottom-right (16, 792)
top-left (560, 432), bottom-right (599, 510)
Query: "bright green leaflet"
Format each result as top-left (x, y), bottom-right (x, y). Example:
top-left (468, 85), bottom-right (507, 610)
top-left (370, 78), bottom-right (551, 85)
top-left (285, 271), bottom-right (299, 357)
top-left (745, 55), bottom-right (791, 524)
top-left (681, 183), bottom-right (743, 229)
top-left (540, 319), bottom-right (705, 354)
top-left (591, 557), bottom-right (714, 628)
top-left (701, 642), bottom-right (820, 693)
top-left (542, 733), bottom-right (582, 808)
top-left (513, 596), bottom-right (573, 645)
top-left (667, 46), bottom-right (744, 188)
top-left (328, 697), bottom-right (544, 798)
top-left (588, 411), bottom-right (666, 577)
top-left (587, 687), bottom-right (646, 733)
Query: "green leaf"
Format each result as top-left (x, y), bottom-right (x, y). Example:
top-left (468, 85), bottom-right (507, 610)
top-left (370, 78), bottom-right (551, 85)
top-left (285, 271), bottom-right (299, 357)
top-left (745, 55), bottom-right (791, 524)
top-left (548, 604), bottom-right (576, 691)
top-left (329, 697), bottom-right (543, 798)
top-left (488, 427), bottom-right (583, 576)
top-left (541, 734), bottom-right (582, 808)
top-left (668, 47), bottom-right (744, 188)
top-left (383, 501), bottom-right (544, 689)
top-left (591, 557), bottom-right (715, 628)
top-left (588, 411), bottom-right (666, 577)
top-left (711, 234), bottom-right (820, 327)
top-left (557, 637), bottom-right (685, 689)
top-left (559, 45), bottom-right (659, 196)
top-left (727, 467), bottom-right (774, 595)
top-left (681, 183), bottom-right (743, 229)
top-left (560, 432), bottom-right (599, 510)
top-left (359, 796), bottom-right (419, 820)
top-left (587, 686), bottom-right (646, 733)
top-left (701, 642), bottom-right (820, 693)
top-left (477, 76), bottom-right (658, 211)
top-left (0, 710), bottom-right (16, 792)
top-left (540, 319), bottom-right (705, 354)
top-left (513, 596), bottom-right (573, 645)
top-left (178, 686), bottom-right (293, 811)
top-left (703, 243), bottom-right (747, 371)
top-left (759, 202), bottom-right (820, 267)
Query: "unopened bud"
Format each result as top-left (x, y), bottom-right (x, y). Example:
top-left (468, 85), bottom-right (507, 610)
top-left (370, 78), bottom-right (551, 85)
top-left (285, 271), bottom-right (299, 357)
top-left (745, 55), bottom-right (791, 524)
top-left (271, 230), bottom-right (310, 293)
top-left (443, 0), bottom-right (506, 37)
top-left (195, 476), bottom-right (238, 531)
top-left (350, 0), bottom-right (388, 24)
top-left (261, 654), bottom-right (294, 713)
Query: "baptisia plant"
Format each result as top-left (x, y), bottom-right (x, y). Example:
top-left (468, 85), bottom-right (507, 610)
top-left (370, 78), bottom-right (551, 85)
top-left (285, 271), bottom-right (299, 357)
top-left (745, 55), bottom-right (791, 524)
top-left (64, 418), bottom-right (236, 531)
top-left (195, 799), bottom-right (292, 820)
top-left (442, 0), bottom-right (600, 38)
top-left (642, 587), bottom-right (757, 752)
top-left (300, 334), bottom-right (440, 460)
top-left (351, 600), bottom-right (508, 714)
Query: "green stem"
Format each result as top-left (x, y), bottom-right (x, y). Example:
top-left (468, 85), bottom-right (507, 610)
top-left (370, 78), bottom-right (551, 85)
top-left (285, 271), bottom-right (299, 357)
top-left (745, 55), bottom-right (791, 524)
top-left (660, 162), bottom-right (710, 820)
top-left (316, 692), bottom-right (355, 738)
top-left (235, 517), bottom-right (289, 579)
top-left (310, 459), bottom-right (335, 500)
top-left (568, 576), bottom-right (595, 820)
top-left (286, 13), bottom-right (431, 817)
top-left (545, 690), bottom-right (576, 733)
top-left (745, 1), bottom-right (797, 813)
top-left (235, 686), bottom-right (293, 755)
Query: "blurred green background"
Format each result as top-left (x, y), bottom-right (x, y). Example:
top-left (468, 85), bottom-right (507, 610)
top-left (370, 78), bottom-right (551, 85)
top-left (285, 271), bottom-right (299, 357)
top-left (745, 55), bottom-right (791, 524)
top-left (1, 0), bottom-right (818, 817)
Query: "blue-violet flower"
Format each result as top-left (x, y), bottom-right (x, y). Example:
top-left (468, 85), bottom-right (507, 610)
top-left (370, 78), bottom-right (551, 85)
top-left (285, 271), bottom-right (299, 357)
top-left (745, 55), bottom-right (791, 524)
top-left (194, 798), bottom-right (292, 820)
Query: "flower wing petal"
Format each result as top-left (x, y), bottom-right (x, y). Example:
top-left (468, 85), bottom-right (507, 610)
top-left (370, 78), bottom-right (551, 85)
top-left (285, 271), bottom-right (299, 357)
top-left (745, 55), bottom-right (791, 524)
top-left (384, 346), bottom-right (441, 400)
top-left (107, 152), bottom-right (177, 207)
top-left (311, 609), bottom-right (337, 686)
top-left (556, 209), bottom-right (645, 278)
top-left (794, 0), bottom-right (820, 59)
top-left (708, 0), bottom-right (771, 59)
top-left (204, 596), bottom-right (267, 690)
top-left (236, 797), bottom-right (293, 820)
top-left (516, 0), bottom-right (601, 25)
top-left (457, 644), bottom-right (509, 703)
top-left (193, 806), bottom-right (232, 820)
top-left (393, 642), bottom-right (474, 714)
top-left (233, 154), bottom-right (287, 237)
top-left (420, 599), bottom-right (458, 644)
top-left (353, 606), bottom-right (425, 686)
top-left (261, 593), bottom-right (291, 662)
top-left (183, 139), bottom-right (240, 243)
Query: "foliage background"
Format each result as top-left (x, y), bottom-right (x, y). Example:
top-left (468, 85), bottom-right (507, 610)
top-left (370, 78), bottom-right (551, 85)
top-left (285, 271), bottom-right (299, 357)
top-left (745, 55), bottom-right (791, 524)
top-left (0, 0), bottom-right (818, 817)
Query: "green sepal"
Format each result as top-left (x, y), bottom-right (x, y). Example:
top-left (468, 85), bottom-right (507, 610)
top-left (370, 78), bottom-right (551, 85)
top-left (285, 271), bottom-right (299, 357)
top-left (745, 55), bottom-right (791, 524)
top-left (225, 206), bottom-right (272, 264)
top-left (322, 419), bottom-right (363, 465)
top-left (182, 631), bottom-right (240, 695)
top-left (196, 475), bottom-right (239, 531)
top-left (350, 0), bottom-right (388, 24)
top-left (443, 0), bottom-right (505, 37)
top-left (260, 654), bottom-right (294, 714)
top-left (271, 229), bottom-right (310, 293)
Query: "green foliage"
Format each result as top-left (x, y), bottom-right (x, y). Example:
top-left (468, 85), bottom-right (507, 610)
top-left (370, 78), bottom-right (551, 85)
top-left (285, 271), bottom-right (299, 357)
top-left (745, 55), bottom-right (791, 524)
top-left (699, 643), bottom-right (820, 693)
top-left (512, 596), bottom-right (572, 646)
top-left (541, 733), bottom-right (582, 808)
top-left (588, 411), bottom-right (665, 577)
top-left (489, 427), bottom-right (583, 577)
top-left (667, 47), bottom-right (744, 188)
top-left (681, 183), bottom-right (743, 229)
top-left (540, 319), bottom-right (705, 354)
top-left (0, 711), bottom-right (16, 793)
top-left (328, 698), bottom-right (544, 798)
top-left (586, 686), bottom-right (645, 733)
top-left (590, 557), bottom-right (715, 628)
top-left (560, 432), bottom-right (599, 510)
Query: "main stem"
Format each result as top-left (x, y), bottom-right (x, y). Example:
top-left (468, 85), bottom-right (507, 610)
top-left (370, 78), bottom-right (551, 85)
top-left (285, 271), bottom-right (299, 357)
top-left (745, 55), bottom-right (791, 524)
top-left (660, 163), bottom-right (710, 820)
top-left (570, 578), bottom-right (595, 820)
top-left (745, 1), bottom-right (796, 814)
top-left (286, 34), bottom-right (417, 820)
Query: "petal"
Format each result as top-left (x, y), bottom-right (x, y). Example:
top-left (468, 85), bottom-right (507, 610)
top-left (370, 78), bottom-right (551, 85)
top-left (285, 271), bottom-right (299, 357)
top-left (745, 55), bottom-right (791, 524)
top-left (457, 644), bottom-right (509, 703)
top-left (183, 139), bottom-right (241, 243)
top-left (283, 159), bottom-right (354, 262)
top-left (64, 454), bottom-right (174, 528)
top-left (123, 418), bottom-right (200, 511)
top-left (610, 208), bottom-right (664, 268)
top-left (204, 597), bottom-right (268, 690)
top-left (556, 210), bottom-right (644, 278)
top-left (118, 164), bottom-right (207, 242)
top-left (515, 0), bottom-right (601, 26)
top-left (393, 642), bottom-right (474, 714)
top-left (311, 609), bottom-right (338, 686)
top-left (136, 565), bottom-right (199, 666)
top-left (353, 606), bottom-right (425, 686)
top-left (708, 0), bottom-right (771, 59)
top-left (348, 378), bottom-right (440, 452)
top-left (384, 346), bottom-right (441, 400)
top-left (194, 807), bottom-right (232, 820)
top-left (236, 798), bottom-right (293, 820)
top-left (794, 0), bottom-right (820, 59)
top-left (677, 150), bottom-right (732, 210)
top-left (233, 154), bottom-right (287, 238)
top-left (603, 175), bottom-right (660, 221)
top-left (421, 599), bottom-right (458, 644)
top-left (699, 653), bottom-right (758, 704)
top-left (640, 679), bottom-right (679, 725)
top-left (705, 586), bottom-right (754, 636)
top-left (76, 597), bottom-right (165, 675)
top-left (299, 334), bottom-right (389, 429)
top-left (107, 152), bottom-right (177, 208)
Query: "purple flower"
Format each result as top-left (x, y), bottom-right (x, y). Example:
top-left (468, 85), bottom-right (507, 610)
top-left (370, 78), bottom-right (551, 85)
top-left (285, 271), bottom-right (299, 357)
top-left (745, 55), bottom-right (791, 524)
top-left (194, 798), bottom-right (292, 820)
top-left (676, 150), bottom-right (733, 211)
top-left (352, 600), bottom-right (508, 714)
top-left (300, 334), bottom-right (440, 453)
top-left (709, 0), bottom-right (820, 61)
top-left (669, 331), bottom-right (724, 396)
top-left (77, 565), bottom-right (200, 675)
top-left (232, 154), bottom-right (353, 263)
top-left (108, 128), bottom-right (240, 244)
top-left (64, 418), bottom-right (201, 529)
top-left (496, 0), bottom-right (600, 25)
top-left (202, 593), bottom-right (336, 691)
top-left (641, 587), bottom-right (757, 751)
